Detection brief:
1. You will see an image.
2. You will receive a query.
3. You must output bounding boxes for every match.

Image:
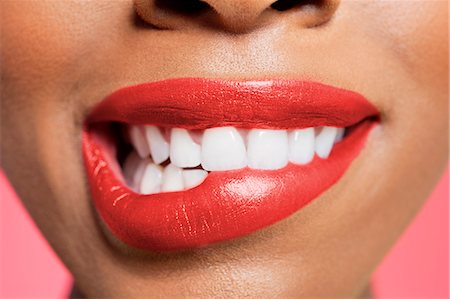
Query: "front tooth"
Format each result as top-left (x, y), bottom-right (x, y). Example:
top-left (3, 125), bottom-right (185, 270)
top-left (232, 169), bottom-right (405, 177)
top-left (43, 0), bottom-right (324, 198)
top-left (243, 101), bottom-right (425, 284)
top-left (182, 169), bottom-right (208, 189)
top-left (161, 164), bottom-right (184, 192)
top-left (201, 127), bottom-right (247, 171)
top-left (334, 128), bottom-right (345, 143)
top-left (170, 128), bottom-right (201, 168)
top-left (129, 125), bottom-right (150, 158)
top-left (139, 163), bottom-right (163, 194)
top-left (247, 129), bottom-right (288, 170)
top-left (288, 128), bottom-right (315, 164)
top-left (145, 126), bottom-right (170, 164)
top-left (315, 126), bottom-right (338, 158)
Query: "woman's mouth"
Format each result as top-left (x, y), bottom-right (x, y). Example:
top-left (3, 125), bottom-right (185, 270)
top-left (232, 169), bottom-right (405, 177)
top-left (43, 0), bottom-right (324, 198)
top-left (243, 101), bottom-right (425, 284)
top-left (83, 78), bottom-right (379, 252)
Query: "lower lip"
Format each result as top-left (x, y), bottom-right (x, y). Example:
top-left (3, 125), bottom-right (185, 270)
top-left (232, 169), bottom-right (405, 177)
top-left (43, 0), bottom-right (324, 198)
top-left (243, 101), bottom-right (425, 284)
top-left (83, 119), bottom-right (375, 252)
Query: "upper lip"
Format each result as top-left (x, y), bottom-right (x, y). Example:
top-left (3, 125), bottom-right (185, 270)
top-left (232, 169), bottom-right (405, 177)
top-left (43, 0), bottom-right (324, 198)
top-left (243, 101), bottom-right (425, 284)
top-left (83, 78), bottom-right (379, 252)
top-left (87, 78), bottom-right (378, 129)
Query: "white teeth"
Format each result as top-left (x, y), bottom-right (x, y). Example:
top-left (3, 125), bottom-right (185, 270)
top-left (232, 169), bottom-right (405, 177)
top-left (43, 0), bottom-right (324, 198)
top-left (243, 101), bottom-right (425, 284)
top-left (182, 169), bottom-right (208, 189)
top-left (170, 128), bottom-right (201, 168)
top-left (288, 128), bottom-right (315, 164)
top-left (124, 125), bottom-right (346, 194)
top-left (201, 127), bottom-right (247, 171)
top-left (161, 164), bottom-right (184, 192)
top-left (335, 128), bottom-right (345, 143)
top-left (247, 129), bottom-right (288, 170)
top-left (139, 163), bottom-right (163, 194)
top-left (129, 126), bottom-right (150, 158)
top-left (315, 126), bottom-right (338, 159)
top-left (145, 126), bottom-right (170, 164)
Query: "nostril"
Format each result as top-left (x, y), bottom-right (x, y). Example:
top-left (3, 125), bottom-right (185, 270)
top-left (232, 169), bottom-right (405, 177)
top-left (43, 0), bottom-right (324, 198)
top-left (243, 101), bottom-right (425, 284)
top-left (154, 0), bottom-right (210, 15)
top-left (135, 0), bottom-right (339, 32)
top-left (270, 0), bottom-right (316, 11)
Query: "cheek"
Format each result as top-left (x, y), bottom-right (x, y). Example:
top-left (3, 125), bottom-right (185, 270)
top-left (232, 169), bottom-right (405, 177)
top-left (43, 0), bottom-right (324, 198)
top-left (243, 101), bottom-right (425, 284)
top-left (0, 1), bottom-right (131, 271)
top-left (358, 1), bottom-right (448, 91)
top-left (1, 1), bottom-right (128, 96)
top-left (2, 6), bottom-right (77, 91)
top-left (348, 1), bottom-right (448, 174)
top-left (0, 1), bottom-right (132, 183)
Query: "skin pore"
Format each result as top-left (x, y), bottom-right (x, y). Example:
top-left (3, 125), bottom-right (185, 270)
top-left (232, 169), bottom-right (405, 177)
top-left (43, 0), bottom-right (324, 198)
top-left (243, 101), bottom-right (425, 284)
top-left (1, 0), bottom-right (448, 298)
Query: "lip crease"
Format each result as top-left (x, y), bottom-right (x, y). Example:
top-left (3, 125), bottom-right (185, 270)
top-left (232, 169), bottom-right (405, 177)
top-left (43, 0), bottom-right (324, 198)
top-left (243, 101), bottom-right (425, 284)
top-left (83, 78), bottom-right (379, 252)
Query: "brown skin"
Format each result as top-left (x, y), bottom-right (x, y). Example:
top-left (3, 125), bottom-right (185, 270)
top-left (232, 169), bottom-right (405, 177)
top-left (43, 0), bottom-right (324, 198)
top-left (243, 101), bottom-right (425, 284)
top-left (1, 0), bottom-right (448, 298)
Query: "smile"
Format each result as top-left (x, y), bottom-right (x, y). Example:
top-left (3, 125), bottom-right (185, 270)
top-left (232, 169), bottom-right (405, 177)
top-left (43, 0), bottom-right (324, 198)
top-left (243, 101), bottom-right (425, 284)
top-left (83, 78), bottom-right (379, 251)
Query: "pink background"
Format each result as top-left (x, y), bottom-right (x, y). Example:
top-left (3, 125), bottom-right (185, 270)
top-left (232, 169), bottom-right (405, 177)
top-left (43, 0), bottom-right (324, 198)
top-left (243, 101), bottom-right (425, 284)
top-left (1, 169), bottom-right (448, 298)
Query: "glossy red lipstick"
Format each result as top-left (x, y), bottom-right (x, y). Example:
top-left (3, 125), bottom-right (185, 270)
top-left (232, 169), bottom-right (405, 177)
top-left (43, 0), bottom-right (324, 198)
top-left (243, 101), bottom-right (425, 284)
top-left (83, 78), bottom-right (379, 251)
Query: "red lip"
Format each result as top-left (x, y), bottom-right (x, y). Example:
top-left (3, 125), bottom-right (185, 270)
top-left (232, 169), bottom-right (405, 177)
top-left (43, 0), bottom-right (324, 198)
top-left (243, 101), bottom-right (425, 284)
top-left (83, 78), bottom-right (378, 251)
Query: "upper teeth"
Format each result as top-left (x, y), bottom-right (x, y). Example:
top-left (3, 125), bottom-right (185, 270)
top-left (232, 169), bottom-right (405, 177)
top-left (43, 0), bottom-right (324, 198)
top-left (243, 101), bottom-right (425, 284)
top-left (144, 125), bottom-right (170, 164)
top-left (170, 128), bottom-right (202, 168)
top-left (125, 125), bottom-right (345, 194)
top-left (202, 127), bottom-right (247, 171)
top-left (288, 128), bottom-right (315, 164)
top-left (247, 129), bottom-right (289, 170)
top-left (315, 126), bottom-right (338, 159)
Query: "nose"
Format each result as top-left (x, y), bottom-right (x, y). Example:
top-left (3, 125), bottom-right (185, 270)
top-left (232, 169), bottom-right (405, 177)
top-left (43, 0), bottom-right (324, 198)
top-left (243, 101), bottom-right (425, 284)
top-left (134, 0), bottom-right (340, 33)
